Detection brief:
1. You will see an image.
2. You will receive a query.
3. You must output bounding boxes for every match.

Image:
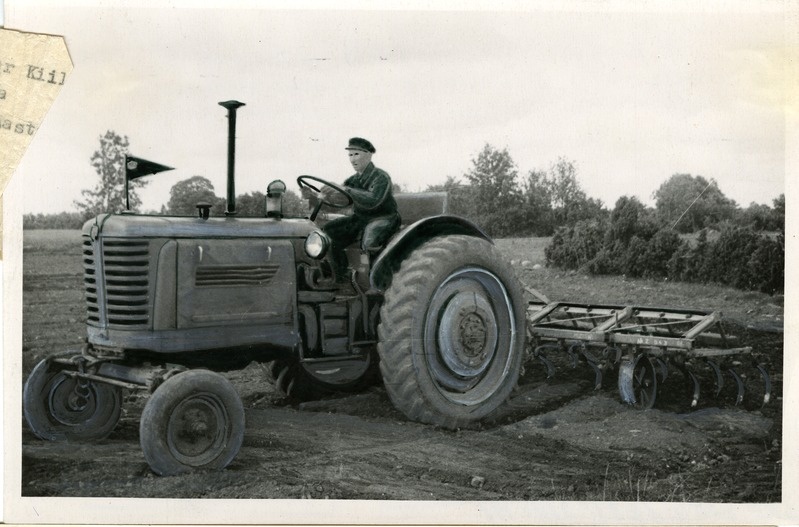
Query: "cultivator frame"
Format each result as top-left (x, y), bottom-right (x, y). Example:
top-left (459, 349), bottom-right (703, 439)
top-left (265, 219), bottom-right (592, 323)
top-left (526, 300), bottom-right (772, 410)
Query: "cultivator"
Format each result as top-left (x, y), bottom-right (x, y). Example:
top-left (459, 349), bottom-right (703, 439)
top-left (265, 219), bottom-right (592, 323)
top-left (526, 300), bottom-right (772, 410)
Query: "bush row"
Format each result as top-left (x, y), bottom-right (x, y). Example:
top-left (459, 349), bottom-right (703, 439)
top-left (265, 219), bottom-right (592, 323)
top-left (545, 198), bottom-right (784, 294)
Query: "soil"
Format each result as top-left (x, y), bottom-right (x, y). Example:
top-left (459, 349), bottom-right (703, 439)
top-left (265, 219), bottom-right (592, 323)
top-left (19, 231), bottom-right (783, 502)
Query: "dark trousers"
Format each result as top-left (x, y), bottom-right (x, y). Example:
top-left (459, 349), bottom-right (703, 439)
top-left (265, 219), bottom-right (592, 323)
top-left (323, 213), bottom-right (401, 280)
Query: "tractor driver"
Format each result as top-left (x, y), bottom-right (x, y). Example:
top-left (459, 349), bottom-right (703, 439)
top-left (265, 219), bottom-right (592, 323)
top-left (322, 137), bottom-right (401, 283)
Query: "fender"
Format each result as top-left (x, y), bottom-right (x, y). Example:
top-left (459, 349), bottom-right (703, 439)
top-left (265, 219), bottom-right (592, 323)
top-left (369, 215), bottom-right (492, 290)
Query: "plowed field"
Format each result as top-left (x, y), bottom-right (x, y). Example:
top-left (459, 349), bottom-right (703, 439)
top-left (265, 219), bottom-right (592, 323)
top-left (20, 230), bottom-right (783, 504)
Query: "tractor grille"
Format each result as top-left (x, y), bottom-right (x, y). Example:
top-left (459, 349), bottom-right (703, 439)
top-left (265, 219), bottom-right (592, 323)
top-left (83, 238), bottom-right (151, 328)
top-left (195, 264), bottom-right (280, 287)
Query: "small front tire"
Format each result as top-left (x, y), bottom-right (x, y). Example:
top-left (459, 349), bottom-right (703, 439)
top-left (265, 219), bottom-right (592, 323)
top-left (140, 370), bottom-right (245, 476)
top-left (23, 357), bottom-right (122, 442)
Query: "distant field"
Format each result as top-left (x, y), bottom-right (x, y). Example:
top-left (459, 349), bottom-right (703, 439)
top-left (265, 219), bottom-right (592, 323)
top-left (23, 229), bottom-right (83, 253)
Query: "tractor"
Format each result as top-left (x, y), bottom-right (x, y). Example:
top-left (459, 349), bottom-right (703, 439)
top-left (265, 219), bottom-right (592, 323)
top-left (23, 101), bottom-right (527, 475)
top-left (24, 100), bottom-right (770, 476)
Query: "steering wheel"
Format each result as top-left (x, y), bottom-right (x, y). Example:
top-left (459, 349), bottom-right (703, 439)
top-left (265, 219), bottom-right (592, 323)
top-left (297, 175), bottom-right (354, 221)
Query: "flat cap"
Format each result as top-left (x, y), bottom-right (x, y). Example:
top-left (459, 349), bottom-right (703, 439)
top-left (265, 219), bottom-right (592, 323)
top-left (345, 137), bottom-right (376, 153)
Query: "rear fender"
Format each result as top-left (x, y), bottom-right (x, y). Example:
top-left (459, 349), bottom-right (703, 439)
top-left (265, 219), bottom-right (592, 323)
top-left (369, 215), bottom-right (491, 290)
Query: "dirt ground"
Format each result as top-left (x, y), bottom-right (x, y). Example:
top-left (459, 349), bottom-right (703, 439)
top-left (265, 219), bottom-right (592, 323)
top-left (19, 231), bottom-right (783, 502)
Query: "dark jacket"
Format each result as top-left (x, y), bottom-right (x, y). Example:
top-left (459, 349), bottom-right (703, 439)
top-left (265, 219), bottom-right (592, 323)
top-left (343, 162), bottom-right (398, 217)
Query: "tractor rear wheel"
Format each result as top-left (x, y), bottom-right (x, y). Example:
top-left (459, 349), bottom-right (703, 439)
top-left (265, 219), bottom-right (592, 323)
top-left (23, 357), bottom-right (122, 441)
top-left (377, 235), bottom-right (526, 429)
top-left (139, 370), bottom-right (244, 476)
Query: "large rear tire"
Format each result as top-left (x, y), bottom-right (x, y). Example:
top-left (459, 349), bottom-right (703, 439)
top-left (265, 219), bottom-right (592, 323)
top-left (139, 370), bottom-right (245, 476)
top-left (23, 357), bottom-right (122, 441)
top-left (377, 235), bottom-right (526, 429)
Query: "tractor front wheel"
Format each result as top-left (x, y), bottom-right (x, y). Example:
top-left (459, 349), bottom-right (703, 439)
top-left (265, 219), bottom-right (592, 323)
top-left (139, 370), bottom-right (245, 476)
top-left (23, 357), bottom-right (122, 442)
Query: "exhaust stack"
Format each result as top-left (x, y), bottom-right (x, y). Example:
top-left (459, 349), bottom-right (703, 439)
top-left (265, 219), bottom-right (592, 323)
top-left (219, 100), bottom-right (246, 216)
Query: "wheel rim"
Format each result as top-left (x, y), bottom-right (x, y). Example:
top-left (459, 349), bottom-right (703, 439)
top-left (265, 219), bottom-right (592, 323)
top-left (48, 375), bottom-right (100, 427)
top-left (166, 393), bottom-right (230, 466)
top-left (423, 267), bottom-right (516, 405)
top-left (633, 356), bottom-right (657, 409)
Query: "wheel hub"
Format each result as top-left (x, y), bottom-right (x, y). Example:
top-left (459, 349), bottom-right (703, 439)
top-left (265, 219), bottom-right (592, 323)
top-left (167, 395), bottom-right (228, 463)
top-left (437, 289), bottom-right (499, 379)
top-left (49, 377), bottom-right (97, 426)
top-left (459, 312), bottom-right (487, 357)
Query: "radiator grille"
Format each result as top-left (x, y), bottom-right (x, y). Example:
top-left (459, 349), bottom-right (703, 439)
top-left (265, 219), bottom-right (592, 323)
top-left (102, 240), bottom-right (151, 327)
top-left (195, 264), bottom-right (280, 286)
top-left (83, 239), bottom-right (150, 328)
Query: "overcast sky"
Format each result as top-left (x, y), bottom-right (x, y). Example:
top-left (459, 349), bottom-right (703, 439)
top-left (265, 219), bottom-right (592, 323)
top-left (7, 1), bottom-right (790, 214)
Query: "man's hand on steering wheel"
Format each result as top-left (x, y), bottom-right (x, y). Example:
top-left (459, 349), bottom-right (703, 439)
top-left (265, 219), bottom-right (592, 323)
top-left (297, 175), bottom-right (354, 221)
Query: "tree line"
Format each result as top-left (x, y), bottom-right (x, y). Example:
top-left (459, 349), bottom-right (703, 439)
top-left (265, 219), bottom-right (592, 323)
top-left (24, 133), bottom-right (785, 295)
top-left (426, 144), bottom-right (783, 238)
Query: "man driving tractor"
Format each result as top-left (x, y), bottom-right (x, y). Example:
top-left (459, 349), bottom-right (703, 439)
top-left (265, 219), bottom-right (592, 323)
top-left (322, 137), bottom-right (401, 282)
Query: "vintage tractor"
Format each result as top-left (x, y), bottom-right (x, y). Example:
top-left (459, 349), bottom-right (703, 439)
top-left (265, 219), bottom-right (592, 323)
top-left (23, 101), bottom-right (771, 476)
top-left (23, 101), bottom-right (526, 475)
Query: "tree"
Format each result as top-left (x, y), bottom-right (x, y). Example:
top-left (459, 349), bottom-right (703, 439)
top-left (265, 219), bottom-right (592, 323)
top-left (653, 174), bottom-right (736, 233)
top-left (545, 157), bottom-right (606, 227)
top-left (462, 144), bottom-right (527, 237)
top-left (605, 196), bottom-right (657, 245)
top-left (74, 131), bottom-right (147, 217)
top-left (772, 193), bottom-right (785, 232)
top-left (167, 176), bottom-right (223, 215)
top-left (522, 169), bottom-right (553, 235)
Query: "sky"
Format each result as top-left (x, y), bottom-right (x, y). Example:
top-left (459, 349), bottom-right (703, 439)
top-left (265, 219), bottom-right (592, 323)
top-left (6, 1), bottom-right (791, 214)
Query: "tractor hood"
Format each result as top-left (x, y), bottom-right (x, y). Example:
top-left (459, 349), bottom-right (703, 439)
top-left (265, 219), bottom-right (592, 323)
top-left (83, 213), bottom-right (319, 239)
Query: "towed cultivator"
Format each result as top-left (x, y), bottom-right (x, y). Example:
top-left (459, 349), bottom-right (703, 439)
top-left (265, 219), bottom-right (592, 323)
top-left (526, 300), bottom-right (772, 410)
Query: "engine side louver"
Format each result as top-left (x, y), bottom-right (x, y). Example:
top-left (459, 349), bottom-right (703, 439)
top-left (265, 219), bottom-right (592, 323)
top-left (195, 264), bottom-right (280, 287)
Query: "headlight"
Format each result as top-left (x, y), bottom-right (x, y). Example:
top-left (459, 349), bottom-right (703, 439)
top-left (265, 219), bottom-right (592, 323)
top-left (305, 230), bottom-right (330, 259)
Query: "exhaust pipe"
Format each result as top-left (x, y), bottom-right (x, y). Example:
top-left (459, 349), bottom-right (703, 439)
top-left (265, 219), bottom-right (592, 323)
top-left (219, 100), bottom-right (246, 216)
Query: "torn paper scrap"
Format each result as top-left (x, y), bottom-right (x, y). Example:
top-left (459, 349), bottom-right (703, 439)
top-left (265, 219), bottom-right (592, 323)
top-left (0, 28), bottom-right (72, 200)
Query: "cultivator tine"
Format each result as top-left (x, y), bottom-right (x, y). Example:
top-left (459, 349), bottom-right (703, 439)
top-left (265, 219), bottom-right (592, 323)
top-left (728, 368), bottom-right (745, 406)
top-left (676, 362), bottom-right (701, 407)
top-left (603, 346), bottom-right (622, 366)
top-left (536, 354), bottom-right (556, 379)
top-left (586, 360), bottom-right (603, 390)
top-left (655, 358), bottom-right (669, 382)
top-left (567, 343), bottom-right (583, 369)
top-left (705, 359), bottom-right (724, 397)
top-left (687, 369), bottom-right (700, 407)
top-left (578, 347), bottom-right (603, 390)
top-left (756, 364), bottom-right (772, 405)
top-left (533, 343), bottom-right (560, 379)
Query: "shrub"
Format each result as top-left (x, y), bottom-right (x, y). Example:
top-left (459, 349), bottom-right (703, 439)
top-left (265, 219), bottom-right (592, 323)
top-left (546, 202), bottom-right (785, 294)
top-left (666, 226), bottom-right (784, 294)
top-left (545, 219), bottom-right (606, 270)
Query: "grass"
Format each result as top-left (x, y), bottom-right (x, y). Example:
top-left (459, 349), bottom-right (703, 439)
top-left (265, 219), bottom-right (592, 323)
top-left (23, 229), bottom-right (83, 253)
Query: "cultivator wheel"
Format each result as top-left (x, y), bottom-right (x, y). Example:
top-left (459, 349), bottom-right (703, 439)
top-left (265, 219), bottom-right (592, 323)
top-left (618, 355), bottom-right (657, 410)
top-left (526, 301), bottom-right (772, 411)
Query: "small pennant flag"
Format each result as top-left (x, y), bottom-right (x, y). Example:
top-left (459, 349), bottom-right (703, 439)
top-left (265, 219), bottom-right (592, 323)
top-left (125, 155), bottom-right (174, 181)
